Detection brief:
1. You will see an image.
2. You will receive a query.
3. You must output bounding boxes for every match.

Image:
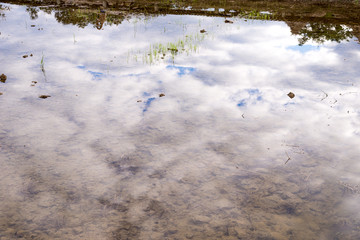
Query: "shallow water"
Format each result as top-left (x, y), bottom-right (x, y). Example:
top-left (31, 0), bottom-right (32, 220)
top-left (1, 2), bottom-right (360, 239)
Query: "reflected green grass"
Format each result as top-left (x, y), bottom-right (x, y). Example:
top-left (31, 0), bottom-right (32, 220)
top-left (40, 53), bottom-right (47, 81)
top-left (127, 32), bottom-right (205, 64)
top-left (241, 10), bottom-right (273, 21)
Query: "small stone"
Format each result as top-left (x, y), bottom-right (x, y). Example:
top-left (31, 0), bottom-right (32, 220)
top-left (31, 25), bottom-right (35, 27)
top-left (23, 55), bottom-right (28, 58)
top-left (30, 54), bottom-right (33, 57)
top-left (186, 234), bottom-right (194, 239)
top-left (159, 93), bottom-right (165, 97)
top-left (137, 100), bottom-right (142, 102)
top-left (0, 74), bottom-right (7, 83)
top-left (37, 197), bottom-right (55, 208)
top-left (0, 92), bottom-right (3, 95)
top-left (39, 95), bottom-right (51, 99)
top-left (72, 227), bottom-right (83, 235)
top-left (287, 92), bottom-right (295, 99)
top-left (190, 216), bottom-right (210, 225)
top-left (164, 230), bottom-right (178, 236)
top-left (200, 29), bottom-right (206, 33)
top-left (32, 81), bottom-right (37, 84)
top-left (225, 19), bottom-right (233, 23)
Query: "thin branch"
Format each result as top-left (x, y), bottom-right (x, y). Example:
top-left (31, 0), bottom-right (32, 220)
top-left (320, 90), bottom-right (328, 101)
top-left (285, 151), bottom-right (291, 164)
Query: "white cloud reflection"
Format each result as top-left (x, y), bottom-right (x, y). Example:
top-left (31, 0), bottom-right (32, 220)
top-left (0, 3), bottom-right (360, 239)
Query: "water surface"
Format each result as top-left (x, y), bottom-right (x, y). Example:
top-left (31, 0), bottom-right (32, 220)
top-left (0, 2), bottom-right (360, 239)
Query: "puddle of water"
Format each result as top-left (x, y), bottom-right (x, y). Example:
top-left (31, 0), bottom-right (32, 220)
top-left (1, 1), bottom-right (360, 239)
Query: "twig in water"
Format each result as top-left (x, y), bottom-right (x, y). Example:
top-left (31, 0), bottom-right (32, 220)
top-left (339, 92), bottom-right (357, 96)
top-left (305, 173), bottom-right (312, 181)
top-left (285, 151), bottom-right (291, 164)
top-left (320, 90), bottom-right (328, 101)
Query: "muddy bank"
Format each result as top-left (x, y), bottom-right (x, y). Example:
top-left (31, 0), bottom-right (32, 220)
top-left (3, 0), bottom-right (360, 23)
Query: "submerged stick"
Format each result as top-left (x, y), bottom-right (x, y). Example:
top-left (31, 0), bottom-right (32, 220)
top-left (285, 151), bottom-right (291, 164)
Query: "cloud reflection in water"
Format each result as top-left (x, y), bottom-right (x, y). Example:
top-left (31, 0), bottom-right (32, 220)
top-left (0, 4), bottom-right (360, 239)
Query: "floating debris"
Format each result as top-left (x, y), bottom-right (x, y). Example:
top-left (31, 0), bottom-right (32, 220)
top-left (225, 19), bottom-right (233, 24)
top-left (200, 29), bottom-right (206, 33)
top-left (31, 25), bottom-right (35, 27)
top-left (39, 95), bottom-right (51, 99)
top-left (137, 100), bottom-right (142, 102)
top-left (0, 74), bottom-right (6, 83)
top-left (159, 93), bottom-right (165, 97)
top-left (287, 92), bottom-right (295, 99)
top-left (23, 54), bottom-right (28, 58)
top-left (0, 92), bottom-right (3, 95)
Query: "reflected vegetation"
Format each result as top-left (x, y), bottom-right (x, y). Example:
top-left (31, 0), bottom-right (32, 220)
top-left (297, 23), bottom-right (354, 46)
top-left (133, 33), bottom-right (205, 64)
top-left (6, 0), bottom-right (359, 46)
top-left (26, 6), bottom-right (39, 20)
top-left (0, 3), bottom-right (10, 18)
top-left (1, 0), bottom-right (360, 239)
